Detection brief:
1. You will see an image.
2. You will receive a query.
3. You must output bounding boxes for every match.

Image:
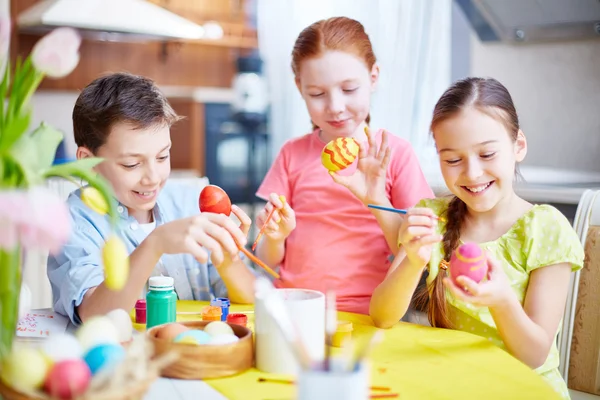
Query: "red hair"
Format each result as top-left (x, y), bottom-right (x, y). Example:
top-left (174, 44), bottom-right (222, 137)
top-left (291, 17), bottom-right (376, 127)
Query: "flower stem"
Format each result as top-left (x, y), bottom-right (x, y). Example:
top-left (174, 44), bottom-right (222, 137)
top-left (0, 246), bottom-right (21, 362)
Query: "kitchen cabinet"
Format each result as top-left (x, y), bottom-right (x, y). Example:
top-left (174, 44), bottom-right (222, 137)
top-left (10, 0), bottom-right (257, 90)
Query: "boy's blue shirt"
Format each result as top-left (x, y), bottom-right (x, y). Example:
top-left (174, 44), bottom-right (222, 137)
top-left (47, 180), bottom-right (251, 325)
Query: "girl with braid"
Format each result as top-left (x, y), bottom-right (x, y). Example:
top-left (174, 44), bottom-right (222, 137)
top-left (369, 77), bottom-right (583, 398)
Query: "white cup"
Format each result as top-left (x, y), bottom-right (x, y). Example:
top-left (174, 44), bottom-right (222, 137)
top-left (255, 288), bottom-right (325, 375)
top-left (297, 361), bottom-right (369, 400)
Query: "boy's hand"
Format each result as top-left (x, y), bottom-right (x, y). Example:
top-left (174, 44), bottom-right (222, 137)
top-left (256, 193), bottom-right (296, 242)
top-left (397, 207), bottom-right (443, 268)
top-left (213, 205), bottom-right (252, 268)
top-left (152, 210), bottom-right (247, 266)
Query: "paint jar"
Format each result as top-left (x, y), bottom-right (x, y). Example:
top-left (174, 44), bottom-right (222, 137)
top-left (134, 299), bottom-right (147, 324)
top-left (211, 297), bottom-right (230, 321)
top-left (226, 313), bottom-right (248, 328)
top-left (146, 276), bottom-right (177, 329)
top-left (202, 305), bottom-right (222, 321)
top-left (331, 321), bottom-right (353, 347)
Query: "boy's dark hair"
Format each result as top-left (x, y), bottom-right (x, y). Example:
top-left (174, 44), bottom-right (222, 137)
top-left (73, 72), bottom-right (181, 153)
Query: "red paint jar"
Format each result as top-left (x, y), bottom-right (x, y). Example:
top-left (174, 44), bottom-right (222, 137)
top-left (135, 299), bottom-right (147, 324)
top-left (226, 313), bottom-right (248, 327)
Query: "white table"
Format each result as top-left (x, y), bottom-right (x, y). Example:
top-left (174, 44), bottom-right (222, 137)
top-left (144, 378), bottom-right (227, 400)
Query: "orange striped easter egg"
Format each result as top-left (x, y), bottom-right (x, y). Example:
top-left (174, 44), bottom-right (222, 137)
top-left (321, 137), bottom-right (360, 172)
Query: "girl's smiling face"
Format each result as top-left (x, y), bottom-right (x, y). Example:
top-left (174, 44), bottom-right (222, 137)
top-left (296, 50), bottom-right (378, 143)
top-left (434, 107), bottom-right (527, 214)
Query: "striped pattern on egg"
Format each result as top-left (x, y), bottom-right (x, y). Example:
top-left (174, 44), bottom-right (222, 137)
top-left (321, 137), bottom-right (360, 172)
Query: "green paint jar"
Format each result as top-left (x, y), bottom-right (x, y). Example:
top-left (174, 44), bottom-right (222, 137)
top-left (146, 276), bottom-right (177, 329)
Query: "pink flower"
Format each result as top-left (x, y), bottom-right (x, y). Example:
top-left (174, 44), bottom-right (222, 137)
top-left (31, 27), bottom-right (81, 78)
top-left (0, 188), bottom-right (71, 254)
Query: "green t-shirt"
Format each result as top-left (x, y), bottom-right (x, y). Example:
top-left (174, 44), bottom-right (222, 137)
top-left (418, 197), bottom-right (584, 399)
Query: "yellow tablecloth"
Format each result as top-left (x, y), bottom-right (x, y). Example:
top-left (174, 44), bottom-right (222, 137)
top-left (146, 301), bottom-right (560, 400)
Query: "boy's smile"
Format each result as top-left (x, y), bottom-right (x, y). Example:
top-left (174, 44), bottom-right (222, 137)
top-left (83, 121), bottom-right (172, 223)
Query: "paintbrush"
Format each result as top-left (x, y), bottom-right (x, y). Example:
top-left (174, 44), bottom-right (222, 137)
top-left (233, 237), bottom-right (280, 279)
top-left (252, 195), bottom-right (286, 251)
top-left (367, 204), bottom-right (445, 221)
top-left (324, 290), bottom-right (337, 371)
top-left (348, 329), bottom-right (385, 372)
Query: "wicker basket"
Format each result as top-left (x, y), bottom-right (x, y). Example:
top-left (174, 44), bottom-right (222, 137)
top-left (0, 372), bottom-right (157, 400)
top-left (147, 320), bottom-right (253, 380)
top-left (0, 334), bottom-right (175, 400)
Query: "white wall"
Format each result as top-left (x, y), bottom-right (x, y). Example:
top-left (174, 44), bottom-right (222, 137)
top-left (470, 37), bottom-right (600, 173)
top-left (30, 91), bottom-right (79, 159)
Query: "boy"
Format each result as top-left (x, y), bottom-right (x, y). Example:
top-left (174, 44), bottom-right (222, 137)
top-left (48, 72), bottom-right (256, 324)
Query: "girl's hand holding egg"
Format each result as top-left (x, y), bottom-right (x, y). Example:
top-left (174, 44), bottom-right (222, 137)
top-left (444, 248), bottom-right (517, 309)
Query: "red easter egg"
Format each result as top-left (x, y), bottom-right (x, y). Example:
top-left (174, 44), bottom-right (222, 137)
top-left (199, 185), bottom-right (231, 216)
top-left (44, 359), bottom-right (91, 399)
top-left (449, 242), bottom-right (488, 285)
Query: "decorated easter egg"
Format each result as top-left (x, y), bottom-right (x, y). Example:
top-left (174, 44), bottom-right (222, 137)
top-left (105, 308), bottom-right (133, 343)
top-left (321, 137), bottom-right (360, 172)
top-left (102, 234), bottom-right (129, 291)
top-left (204, 321), bottom-right (235, 337)
top-left (157, 323), bottom-right (190, 341)
top-left (174, 329), bottom-right (211, 345)
top-left (44, 359), bottom-right (91, 399)
top-left (76, 316), bottom-right (120, 351)
top-left (83, 343), bottom-right (125, 375)
top-left (0, 347), bottom-right (49, 391)
top-left (208, 334), bottom-right (239, 345)
top-left (199, 185), bottom-right (232, 216)
top-left (41, 333), bottom-right (83, 363)
top-left (449, 242), bottom-right (488, 285)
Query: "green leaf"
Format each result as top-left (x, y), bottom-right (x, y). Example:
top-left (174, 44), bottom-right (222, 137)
top-left (0, 58), bottom-right (10, 134)
top-left (0, 110), bottom-right (31, 153)
top-left (8, 122), bottom-right (64, 180)
top-left (0, 156), bottom-right (27, 188)
top-left (42, 159), bottom-right (119, 227)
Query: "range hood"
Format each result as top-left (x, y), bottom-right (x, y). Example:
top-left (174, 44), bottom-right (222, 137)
top-left (456, 0), bottom-right (600, 43)
top-left (17, 0), bottom-right (205, 42)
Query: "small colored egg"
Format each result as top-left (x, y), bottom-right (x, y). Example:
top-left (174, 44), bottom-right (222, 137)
top-left (76, 316), bottom-right (120, 351)
top-left (174, 329), bottom-right (211, 345)
top-left (105, 308), bottom-right (133, 343)
top-left (0, 347), bottom-right (49, 391)
top-left (449, 242), bottom-right (488, 286)
top-left (321, 137), bottom-right (360, 172)
top-left (208, 334), bottom-right (239, 345)
top-left (176, 336), bottom-right (201, 345)
top-left (40, 333), bottom-right (83, 362)
top-left (44, 359), bottom-right (91, 399)
top-left (204, 321), bottom-right (234, 337)
top-left (156, 323), bottom-right (190, 341)
top-left (83, 344), bottom-right (125, 375)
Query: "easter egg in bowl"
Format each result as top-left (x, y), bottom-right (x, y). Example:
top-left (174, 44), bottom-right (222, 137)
top-left (449, 242), bottom-right (488, 286)
top-left (199, 185), bottom-right (232, 216)
top-left (321, 137), bottom-right (360, 172)
top-left (147, 320), bottom-right (253, 379)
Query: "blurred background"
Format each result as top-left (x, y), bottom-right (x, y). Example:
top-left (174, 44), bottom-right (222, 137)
top-left (12, 0), bottom-right (600, 218)
top-left (9, 0), bottom-right (600, 305)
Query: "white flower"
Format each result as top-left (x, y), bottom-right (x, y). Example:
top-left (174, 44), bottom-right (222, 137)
top-left (31, 27), bottom-right (81, 78)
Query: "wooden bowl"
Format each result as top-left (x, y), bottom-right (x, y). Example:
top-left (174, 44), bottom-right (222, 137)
top-left (147, 320), bottom-right (254, 380)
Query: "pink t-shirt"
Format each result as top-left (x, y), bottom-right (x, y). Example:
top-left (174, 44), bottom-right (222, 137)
top-left (256, 129), bottom-right (433, 314)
